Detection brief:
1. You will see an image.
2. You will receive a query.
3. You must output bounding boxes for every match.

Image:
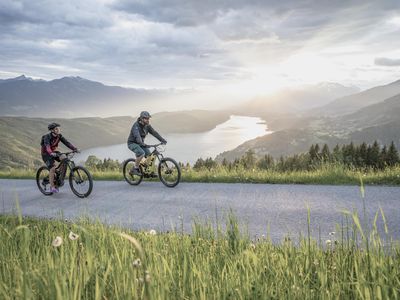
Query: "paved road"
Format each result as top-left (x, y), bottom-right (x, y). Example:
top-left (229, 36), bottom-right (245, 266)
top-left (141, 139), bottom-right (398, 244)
top-left (1, 179), bottom-right (399, 242)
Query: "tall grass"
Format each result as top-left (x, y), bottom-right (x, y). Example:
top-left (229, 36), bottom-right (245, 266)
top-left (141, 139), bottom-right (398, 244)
top-left (0, 208), bottom-right (399, 299)
top-left (1, 163), bottom-right (400, 185)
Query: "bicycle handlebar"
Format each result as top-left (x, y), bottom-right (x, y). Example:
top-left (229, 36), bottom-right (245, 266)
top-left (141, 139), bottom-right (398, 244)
top-left (146, 143), bottom-right (164, 148)
top-left (55, 150), bottom-right (78, 157)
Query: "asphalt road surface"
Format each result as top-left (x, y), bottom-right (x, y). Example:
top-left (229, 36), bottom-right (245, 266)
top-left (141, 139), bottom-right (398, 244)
top-left (1, 179), bottom-right (399, 242)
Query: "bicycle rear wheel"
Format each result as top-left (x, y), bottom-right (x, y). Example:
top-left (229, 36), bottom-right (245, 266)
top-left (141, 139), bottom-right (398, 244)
top-left (123, 158), bottom-right (143, 185)
top-left (36, 166), bottom-right (53, 196)
top-left (158, 158), bottom-right (181, 188)
top-left (69, 166), bottom-right (93, 198)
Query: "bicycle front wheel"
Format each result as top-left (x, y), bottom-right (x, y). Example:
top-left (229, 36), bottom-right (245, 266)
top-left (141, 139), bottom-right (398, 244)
top-left (69, 166), bottom-right (93, 198)
top-left (158, 158), bottom-right (181, 188)
top-left (36, 166), bottom-right (53, 196)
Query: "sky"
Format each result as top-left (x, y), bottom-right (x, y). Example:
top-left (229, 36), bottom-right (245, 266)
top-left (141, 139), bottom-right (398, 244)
top-left (1, 0), bottom-right (400, 101)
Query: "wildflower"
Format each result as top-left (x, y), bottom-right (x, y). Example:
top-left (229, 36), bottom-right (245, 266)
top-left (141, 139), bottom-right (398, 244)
top-left (145, 271), bottom-right (151, 282)
top-left (249, 243), bottom-right (256, 250)
top-left (329, 232), bottom-right (335, 236)
top-left (313, 259), bottom-right (319, 266)
top-left (133, 258), bottom-right (142, 268)
top-left (149, 229), bottom-right (157, 235)
top-left (68, 231), bottom-right (79, 240)
top-left (325, 239), bottom-right (332, 246)
top-left (52, 236), bottom-right (63, 247)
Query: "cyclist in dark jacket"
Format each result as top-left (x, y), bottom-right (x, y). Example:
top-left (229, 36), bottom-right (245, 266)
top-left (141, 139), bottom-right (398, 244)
top-left (127, 111), bottom-right (167, 175)
top-left (41, 122), bottom-right (79, 193)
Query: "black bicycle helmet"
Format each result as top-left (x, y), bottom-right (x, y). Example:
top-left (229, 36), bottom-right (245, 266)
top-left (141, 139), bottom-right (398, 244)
top-left (48, 122), bottom-right (60, 130)
top-left (140, 111), bottom-right (151, 119)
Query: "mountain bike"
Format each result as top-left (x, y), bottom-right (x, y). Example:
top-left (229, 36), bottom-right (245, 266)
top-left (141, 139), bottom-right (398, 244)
top-left (123, 143), bottom-right (181, 187)
top-left (36, 151), bottom-right (93, 198)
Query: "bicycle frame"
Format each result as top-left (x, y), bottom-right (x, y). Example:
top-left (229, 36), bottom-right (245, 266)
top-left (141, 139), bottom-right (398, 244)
top-left (141, 146), bottom-right (164, 175)
top-left (54, 152), bottom-right (76, 186)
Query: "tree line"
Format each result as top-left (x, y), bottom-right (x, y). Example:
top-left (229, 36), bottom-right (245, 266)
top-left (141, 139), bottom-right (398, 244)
top-left (193, 141), bottom-right (400, 171)
top-left (82, 141), bottom-right (399, 172)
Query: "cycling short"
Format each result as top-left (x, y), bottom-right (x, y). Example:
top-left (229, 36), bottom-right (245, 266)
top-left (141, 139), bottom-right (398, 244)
top-left (128, 143), bottom-right (150, 158)
top-left (41, 151), bottom-right (61, 168)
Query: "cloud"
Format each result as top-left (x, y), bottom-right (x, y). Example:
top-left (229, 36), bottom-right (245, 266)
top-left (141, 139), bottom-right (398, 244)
top-left (0, 0), bottom-right (400, 91)
top-left (375, 57), bottom-right (400, 67)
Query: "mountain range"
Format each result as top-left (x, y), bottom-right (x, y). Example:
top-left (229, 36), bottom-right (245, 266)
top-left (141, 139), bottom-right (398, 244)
top-left (0, 75), bottom-right (190, 117)
top-left (1, 74), bottom-right (400, 166)
top-left (217, 79), bottom-right (400, 161)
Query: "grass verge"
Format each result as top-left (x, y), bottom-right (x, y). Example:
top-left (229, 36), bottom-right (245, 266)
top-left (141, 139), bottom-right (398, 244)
top-left (0, 210), bottom-right (399, 299)
top-left (1, 164), bottom-right (400, 185)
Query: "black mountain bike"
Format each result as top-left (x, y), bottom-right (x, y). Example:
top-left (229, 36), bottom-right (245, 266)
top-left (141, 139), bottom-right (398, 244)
top-left (123, 143), bottom-right (181, 188)
top-left (36, 151), bottom-right (93, 198)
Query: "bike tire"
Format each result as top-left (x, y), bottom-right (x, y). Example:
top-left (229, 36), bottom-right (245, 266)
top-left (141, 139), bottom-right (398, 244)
top-left (158, 157), bottom-right (181, 188)
top-left (69, 166), bottom-right (93, 198)
top-left (36, 166), bottom-right (53, 196)
top-left (123, 158), bottom-right (143, 185)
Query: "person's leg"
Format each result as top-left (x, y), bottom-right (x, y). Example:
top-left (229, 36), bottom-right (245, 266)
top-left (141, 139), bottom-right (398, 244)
top-left (58, 154), bottom-right (67, 177)
top-left (43, 154), bottom-right (58, 192)
top-left (49, 165), bottom-right (56, 188)
top-left (128, 143), bottom-right (145, 174)
top-left (143, 146), bottom-right (151, 158)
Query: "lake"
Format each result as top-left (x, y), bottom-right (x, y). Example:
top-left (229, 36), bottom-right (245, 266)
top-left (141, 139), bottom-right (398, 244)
top-left (75, 115), bottom-right (271, 165)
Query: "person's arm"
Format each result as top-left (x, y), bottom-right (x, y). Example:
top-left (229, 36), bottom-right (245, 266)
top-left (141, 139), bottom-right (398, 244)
top-left (148, 125), bottom-right (167, 144)
top-left (60, 135), bottom-right (77, 151)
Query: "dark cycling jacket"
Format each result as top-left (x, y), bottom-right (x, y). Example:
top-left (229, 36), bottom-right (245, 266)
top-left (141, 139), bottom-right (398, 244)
top-left (127, 118), bottom-right (166, 146)
top-left (41, 133), bottom-right (76, 155)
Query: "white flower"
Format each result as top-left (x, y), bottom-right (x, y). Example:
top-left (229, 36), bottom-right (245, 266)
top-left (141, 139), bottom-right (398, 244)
top-left (249, 243), bottom-right (256, 250)
top-left (52, 236), bottom-right (63, 247)
top-left (325, 239), bottom-right (332, 246)
top-left (149, 229), bottom-right (157, 235)
top-left (145, 271), bottom-right (151, 282)
top-left (133, 258), bottom-right (142, 268)
top-left (329, 232), bottom-right (335, 236)
top-left (68, 231), bottom-right (79, 240)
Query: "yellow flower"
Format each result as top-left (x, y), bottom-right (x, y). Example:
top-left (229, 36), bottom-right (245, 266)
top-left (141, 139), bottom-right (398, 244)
top-left (68, 231), bottom-right (79, 240)
top-left (52, 236), bottom-right (63, 247)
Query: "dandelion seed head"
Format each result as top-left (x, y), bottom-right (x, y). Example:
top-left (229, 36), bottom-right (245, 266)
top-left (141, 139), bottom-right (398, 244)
top-left (149, 229), bottom-right (157, 235)
top-left (52, 236), bottom-right (63, 247)
top-left (325, 239), bottom-right (332, 245)
top-left (68, 231), bottom-right (79, 240)
top-left (133, 258), bottom-right (142, 268)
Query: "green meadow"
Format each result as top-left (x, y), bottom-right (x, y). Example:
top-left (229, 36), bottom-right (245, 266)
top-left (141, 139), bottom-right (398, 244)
top-left (0, 209), bottom-right (399, 299)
